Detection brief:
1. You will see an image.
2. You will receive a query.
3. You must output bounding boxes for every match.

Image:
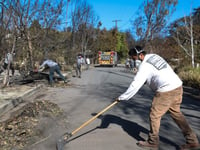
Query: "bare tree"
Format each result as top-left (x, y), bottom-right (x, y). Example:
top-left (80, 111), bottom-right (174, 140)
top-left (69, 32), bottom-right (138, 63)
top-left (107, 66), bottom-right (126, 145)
top-left (11, 0), bottom-right (64, 66)
top-left (133, 0), bottom-right (177, 51)
top-left (172, 12), bottom-right (196, 68)
top-left (0, 0), bottom-right (65, 87)
top-left (0, 1), bottom-right (12, 51)
top-left (0, 1), bottom-right (18, 87)
top-left (70, 0), bottom-right (99, 60)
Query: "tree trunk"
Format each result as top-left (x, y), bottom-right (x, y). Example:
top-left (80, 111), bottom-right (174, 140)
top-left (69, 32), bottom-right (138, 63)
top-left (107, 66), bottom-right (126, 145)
top-left (27, 30), bottom-right (34, 71)
top-left (190, 17), bottom-right (195, 68)
top-left (173, 13), bottom-right (195, 68)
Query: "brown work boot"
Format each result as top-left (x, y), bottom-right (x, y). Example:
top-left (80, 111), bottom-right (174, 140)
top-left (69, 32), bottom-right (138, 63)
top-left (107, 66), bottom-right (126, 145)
top-left (179, 143), bottom-right (200, 150)
top-left (137, 140), bottom-right (158, 150)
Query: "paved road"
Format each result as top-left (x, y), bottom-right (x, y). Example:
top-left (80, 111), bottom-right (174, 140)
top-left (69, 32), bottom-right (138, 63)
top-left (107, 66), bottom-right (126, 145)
top-left (32, 67), bottom-right (200, 150)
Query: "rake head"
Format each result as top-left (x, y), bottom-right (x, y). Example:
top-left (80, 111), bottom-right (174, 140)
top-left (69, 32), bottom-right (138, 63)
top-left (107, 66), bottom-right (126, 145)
top-left (56, 133), bottom-right (72, 150)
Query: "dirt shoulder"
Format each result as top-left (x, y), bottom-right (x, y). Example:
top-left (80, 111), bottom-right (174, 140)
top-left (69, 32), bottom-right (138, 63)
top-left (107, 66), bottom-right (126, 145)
top-left (0, 100), bottom-right (68, 150)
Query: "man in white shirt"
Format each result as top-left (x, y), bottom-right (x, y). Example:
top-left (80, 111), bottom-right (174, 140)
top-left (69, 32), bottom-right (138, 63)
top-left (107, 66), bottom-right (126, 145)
top-left (76, 55), bottom-right (84, 78)
top-left (117, 46), bottom-right (199, 150)
top-left (86, 57), bottom-right (90, 70)
top-left (39, 59), bottom-right (67, 85)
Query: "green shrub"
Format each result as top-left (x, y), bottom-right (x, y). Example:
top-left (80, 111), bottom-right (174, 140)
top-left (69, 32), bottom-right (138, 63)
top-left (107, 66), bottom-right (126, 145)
top-left (177, 66), bottom-right (200, 89)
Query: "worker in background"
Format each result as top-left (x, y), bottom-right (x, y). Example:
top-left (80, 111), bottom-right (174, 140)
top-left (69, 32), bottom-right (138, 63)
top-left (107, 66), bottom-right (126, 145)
top-left (3, 50), bottom-right (15, 76)
top-left (76, 54), bottom-right (84, 78)
top-left (39, 59), bottom-right (67, 86)
top-left (86, 57), bottom-right (90, 70)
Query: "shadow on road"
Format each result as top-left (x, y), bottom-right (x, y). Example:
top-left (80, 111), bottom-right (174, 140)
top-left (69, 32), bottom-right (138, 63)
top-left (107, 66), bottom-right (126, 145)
top-left (96, 114), bottom-right (180, 149)
top-left (97, 114), bottom-right (148, 141)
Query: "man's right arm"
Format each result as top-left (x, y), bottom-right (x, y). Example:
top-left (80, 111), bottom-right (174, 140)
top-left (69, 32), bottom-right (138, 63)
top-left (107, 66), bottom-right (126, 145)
top-left (118, 63), bottom-right (150, 101)
top-left (38, 61), bottom-right (47, 71)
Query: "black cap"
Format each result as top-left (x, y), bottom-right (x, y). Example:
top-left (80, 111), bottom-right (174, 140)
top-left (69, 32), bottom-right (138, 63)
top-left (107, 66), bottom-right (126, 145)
top-left (129, 46), bottom-right (145, 56)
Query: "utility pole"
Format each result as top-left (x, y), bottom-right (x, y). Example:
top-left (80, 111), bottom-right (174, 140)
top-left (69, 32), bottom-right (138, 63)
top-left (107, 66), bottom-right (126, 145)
top-left (112, 20), bottom-right (121, 30)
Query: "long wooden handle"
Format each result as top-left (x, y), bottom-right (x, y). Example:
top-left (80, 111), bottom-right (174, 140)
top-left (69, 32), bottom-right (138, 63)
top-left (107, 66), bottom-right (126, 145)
top-left (71, 101), bottom-right (118, 136)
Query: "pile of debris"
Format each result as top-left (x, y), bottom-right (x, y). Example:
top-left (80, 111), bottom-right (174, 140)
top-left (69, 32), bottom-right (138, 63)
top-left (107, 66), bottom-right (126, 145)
top-left (11, 71), bottom-right (71, 88)
top-left (0, 100), bottom-right (67, 150)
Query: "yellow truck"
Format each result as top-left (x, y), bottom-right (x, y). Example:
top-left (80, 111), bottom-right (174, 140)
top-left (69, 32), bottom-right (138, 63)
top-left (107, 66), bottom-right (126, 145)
top-left (97, 51), bottom-right (118, 67)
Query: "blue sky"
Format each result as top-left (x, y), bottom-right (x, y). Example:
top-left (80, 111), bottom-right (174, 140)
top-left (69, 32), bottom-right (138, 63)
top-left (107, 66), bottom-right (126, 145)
top-left (87, 0), bottom-right (200, 31)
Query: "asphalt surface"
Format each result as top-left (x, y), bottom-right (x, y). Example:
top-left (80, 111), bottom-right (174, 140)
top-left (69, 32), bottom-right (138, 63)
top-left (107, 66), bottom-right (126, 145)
top-left (0, 67), bottom-right (199, 150)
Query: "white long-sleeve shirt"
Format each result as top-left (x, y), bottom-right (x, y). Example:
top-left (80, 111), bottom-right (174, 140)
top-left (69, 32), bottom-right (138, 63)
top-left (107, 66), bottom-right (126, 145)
top-left (118, 54), bottom-right (182, 101)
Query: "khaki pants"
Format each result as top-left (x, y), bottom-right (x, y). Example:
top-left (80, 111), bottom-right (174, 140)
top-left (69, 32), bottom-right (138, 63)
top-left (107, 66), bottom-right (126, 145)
top-left (148, 86), bottom-right (198, 145)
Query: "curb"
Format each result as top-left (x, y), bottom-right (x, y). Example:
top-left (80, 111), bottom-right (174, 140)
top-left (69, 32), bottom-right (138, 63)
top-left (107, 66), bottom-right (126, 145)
top-left (0, 84), bottom-right (44, 117)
